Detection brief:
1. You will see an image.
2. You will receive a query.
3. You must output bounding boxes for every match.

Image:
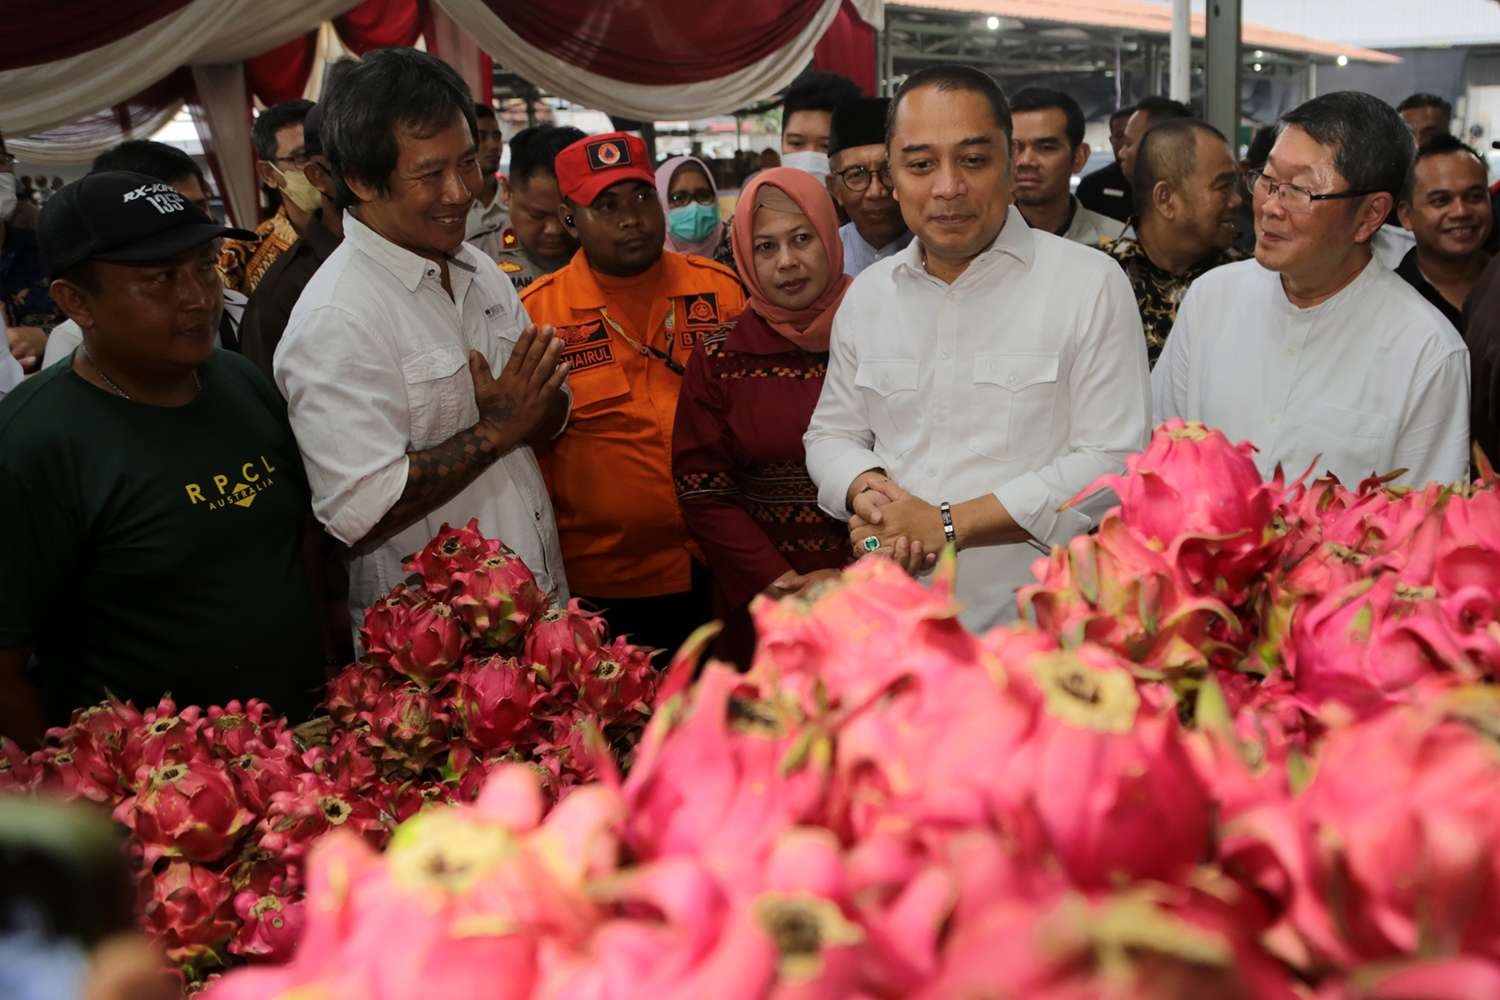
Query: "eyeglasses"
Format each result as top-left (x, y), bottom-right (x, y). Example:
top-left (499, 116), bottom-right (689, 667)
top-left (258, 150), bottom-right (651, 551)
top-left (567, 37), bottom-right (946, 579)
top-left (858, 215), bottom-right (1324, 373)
top-left (1244, 168), bottom-right (1378, 213)
top-left (270, 150), bottom-right (312, 170)
top-left (833, 163), bottom-right (893, 192)
top-left (666, 189), bottom-right (717, 208)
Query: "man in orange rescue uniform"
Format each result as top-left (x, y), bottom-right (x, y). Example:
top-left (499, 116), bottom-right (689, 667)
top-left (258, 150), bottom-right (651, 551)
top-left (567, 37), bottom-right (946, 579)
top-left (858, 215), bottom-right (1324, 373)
top-left (522, 132), bottom-right (747, 655)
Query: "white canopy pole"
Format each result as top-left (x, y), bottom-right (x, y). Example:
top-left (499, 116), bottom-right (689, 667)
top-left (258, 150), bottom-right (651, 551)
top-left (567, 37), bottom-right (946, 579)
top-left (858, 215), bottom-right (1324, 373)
top-left (1170, 0), bottom-right (1191, 102)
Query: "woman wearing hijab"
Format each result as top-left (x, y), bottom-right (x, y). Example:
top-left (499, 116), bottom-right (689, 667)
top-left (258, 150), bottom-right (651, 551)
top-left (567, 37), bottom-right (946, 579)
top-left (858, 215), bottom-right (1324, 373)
top-left (656, 156), bottom-right (724, 259)
top-left (672, 167), bottom-right (854, 666)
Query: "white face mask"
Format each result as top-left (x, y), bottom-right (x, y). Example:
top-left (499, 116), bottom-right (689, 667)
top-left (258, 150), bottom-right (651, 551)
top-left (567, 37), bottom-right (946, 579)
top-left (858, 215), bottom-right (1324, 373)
top-left (0, 173), bottom-right (16, 223)
top-left (781, 150), bottom-right (830, 182)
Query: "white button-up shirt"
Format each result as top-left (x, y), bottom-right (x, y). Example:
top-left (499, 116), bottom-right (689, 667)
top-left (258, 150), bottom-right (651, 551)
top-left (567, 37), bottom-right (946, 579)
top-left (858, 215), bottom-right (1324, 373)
top-left (275, 213), bottom-right (567, 618)
top-left (840, 222), bottom-right (914, 276)
top-left (466, 188), bottom-right (510, 262)
top-left (806, 206), bottom-right (1152, 631)
top-left (1153, 256), bottom-right (1469, 487)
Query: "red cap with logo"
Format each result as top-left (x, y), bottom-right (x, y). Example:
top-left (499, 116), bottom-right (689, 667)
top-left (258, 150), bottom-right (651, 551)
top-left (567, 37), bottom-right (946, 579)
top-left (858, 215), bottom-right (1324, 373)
top-left (554, 132), bottom-right (655, 206)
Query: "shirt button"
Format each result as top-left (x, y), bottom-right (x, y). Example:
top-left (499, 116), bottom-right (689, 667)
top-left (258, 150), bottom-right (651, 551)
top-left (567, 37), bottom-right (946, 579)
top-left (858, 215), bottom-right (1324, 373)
top-left (1268, 415), bottom-right (1279, 426)
top-left (940, 350), bottom-right (951, 360)
top-left (534, 510), bottom-right (542, 521)
top-left (1006, 374), bottom-right (1019, 386)
top-left (926, 466), bottom-right (938, 478)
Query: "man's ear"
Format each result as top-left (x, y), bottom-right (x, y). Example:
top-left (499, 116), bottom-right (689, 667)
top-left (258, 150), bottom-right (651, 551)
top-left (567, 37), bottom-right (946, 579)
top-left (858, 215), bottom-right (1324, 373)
top-left (1072, 141), bottom-right (1091, 175)
top-left (1153, 180), bottom-right (1176, 221)
top-left (1354, 192), bottom-right (1394, 244)
top-left (254, 160), bottom-right (281, 189)
top-left (500, 175), bottom-right (512, 208)
top-left (304, 161), bottom-right (337, 202)
top-left (50, 278), bottom-right (96, 331)
top-left (560, 200), bottom-right (578, 237)
top-left (1396, 198), bottom-right (1414, 233)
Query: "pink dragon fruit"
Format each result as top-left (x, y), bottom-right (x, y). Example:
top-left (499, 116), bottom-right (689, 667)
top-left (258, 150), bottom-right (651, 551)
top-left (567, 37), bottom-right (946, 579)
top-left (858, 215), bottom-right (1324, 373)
top-left (227, 733), bottom-right (306, 814)
top-left (0, 737), bottom-right (39, 792)
top-left (117, 758), bottom-right (257, 864)
top-left (31, 742), bottom-right (119, 803)
top-left (362, 682), bottom-right (453, 773)
top-left (229, 890), bottom-right (306, 963)
top-left (323, 662), bottom-right (398, 726)
top-left (999, 644), bottom-right (1212, 890)
top-left (258, 772), bottom-right (389, 860)
top-left (140, 860), bottom-right (238, 967)
top-left (403, 517), bottom-right (501, 597)
top-left (523, 599), bottom-right (607, 682)
top-left (299, 727), bottom-right (378, 797)
top-left (455, 655), bottom-right (539, 752)
top-left (448, 548), bottom-right (548, 649)
top-left (1075, 419), bottom-right (1284, 606)
top-left (571, 637), bottom-right (656, 720)
top-left (360, 590), bottom-right (467, 688)
top-left (197, 700), bottom-right (286, 760)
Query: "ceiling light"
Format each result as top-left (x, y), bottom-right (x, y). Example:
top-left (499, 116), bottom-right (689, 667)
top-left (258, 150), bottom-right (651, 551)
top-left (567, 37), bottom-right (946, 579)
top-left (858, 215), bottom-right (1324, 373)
top-left (1254, 49), bottom-right (1264, 58)
top-left (1253, 62), bottom-right (1262, 72)
top-left (1336, 54), bottom-right (1349, 67)
top-left (986, 15), bottom-right (1000, 30)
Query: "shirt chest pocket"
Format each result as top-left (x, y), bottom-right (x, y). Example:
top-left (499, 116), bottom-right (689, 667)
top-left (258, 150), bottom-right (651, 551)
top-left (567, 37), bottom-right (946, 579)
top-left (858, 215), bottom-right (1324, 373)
top-left (964, 352), bottom-right (1060, 461)
top-left (402, 345), bottom-right (472, 449)
top-left (854, 358), bottom-right (922, 460)
top-left (1305, 402), bottom-right (1394, 480)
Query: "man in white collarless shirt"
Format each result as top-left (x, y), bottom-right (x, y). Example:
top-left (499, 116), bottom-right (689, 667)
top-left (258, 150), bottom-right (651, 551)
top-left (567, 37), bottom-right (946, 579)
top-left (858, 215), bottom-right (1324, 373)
top-left (1154, 92), bottom-right (1469, 489)
top-left (804, 66), bottom-right (1151, 632)
top-left (275, 49), bottom-right (570, 626)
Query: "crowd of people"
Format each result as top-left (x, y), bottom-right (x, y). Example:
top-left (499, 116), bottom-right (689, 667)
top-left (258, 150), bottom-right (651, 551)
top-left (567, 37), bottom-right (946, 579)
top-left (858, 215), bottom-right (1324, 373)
top-left (0, 47), bottom-right (1496, 744)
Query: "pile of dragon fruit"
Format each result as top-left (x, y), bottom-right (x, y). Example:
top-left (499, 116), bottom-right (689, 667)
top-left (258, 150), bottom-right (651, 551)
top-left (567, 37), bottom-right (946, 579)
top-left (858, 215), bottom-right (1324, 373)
top-left (189, 419), bottom-right (1500, 999)
top-left (0, 521), bottom-right (656, 985)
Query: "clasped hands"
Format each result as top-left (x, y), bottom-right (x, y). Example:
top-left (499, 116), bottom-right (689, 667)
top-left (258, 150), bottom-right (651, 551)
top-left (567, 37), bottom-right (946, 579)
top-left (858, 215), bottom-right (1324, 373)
top-left (849, 476), bottom-right (944, 575)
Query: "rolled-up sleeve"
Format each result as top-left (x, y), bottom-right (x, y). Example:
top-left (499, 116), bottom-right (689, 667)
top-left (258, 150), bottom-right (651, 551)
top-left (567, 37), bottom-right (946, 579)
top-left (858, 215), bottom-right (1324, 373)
top-left (1397, 348), bottom-right (1470, 487)
top-left (804, 310), bottom-right (883, 521)
top-left (995, 263), bottom-right (1150, 546)
top-left (274, 305), bottom-right (410, 545)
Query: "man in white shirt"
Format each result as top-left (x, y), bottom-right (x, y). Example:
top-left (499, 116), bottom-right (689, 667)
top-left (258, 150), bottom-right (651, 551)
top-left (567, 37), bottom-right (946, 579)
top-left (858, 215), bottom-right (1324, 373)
top-left (1154, 91), bottom-right (1469, 488)
top-left (275, 48), bottom-right (570, 625)
top-left (465, 103), bottom-right (510, 261)
top-left (1009, 87), bottom-right (1115, 248)
top-left (826, 97), bottom-right (913, 276)
top-left (804, 66), bottom-right (1151, 632)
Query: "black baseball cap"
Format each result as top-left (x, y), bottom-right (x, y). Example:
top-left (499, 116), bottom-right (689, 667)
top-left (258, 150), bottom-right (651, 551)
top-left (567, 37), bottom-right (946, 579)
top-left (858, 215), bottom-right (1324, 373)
top-left (38, 170), bottom-right (256, 277)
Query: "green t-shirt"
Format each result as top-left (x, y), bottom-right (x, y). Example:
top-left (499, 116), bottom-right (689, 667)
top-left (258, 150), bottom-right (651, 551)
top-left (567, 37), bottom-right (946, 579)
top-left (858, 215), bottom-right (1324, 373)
top-left (0, 351), bottom-right (325, 724)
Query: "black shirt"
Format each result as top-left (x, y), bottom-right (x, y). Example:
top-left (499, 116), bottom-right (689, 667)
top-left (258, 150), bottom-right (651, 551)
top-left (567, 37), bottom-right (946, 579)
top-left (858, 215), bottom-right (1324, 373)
top-left (0, 351), bottom-right (325, 723)
top-left (1464, 254), bottom-right (1500, 471)
top-left (1076, 160), bottom-right (1134, 223)
top-left (1395, 247), bottom-right (1465, 333)
top-left (238, 222), bottom-right (342, 382)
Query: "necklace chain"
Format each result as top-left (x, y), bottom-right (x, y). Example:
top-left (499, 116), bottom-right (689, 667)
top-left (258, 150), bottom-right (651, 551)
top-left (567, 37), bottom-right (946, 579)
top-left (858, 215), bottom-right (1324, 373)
top-left (81, 347), bottom-right (200, 401)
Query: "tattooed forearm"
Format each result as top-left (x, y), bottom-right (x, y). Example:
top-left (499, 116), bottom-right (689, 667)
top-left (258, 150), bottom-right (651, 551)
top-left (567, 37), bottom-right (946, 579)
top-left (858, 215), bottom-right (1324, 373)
top-left (352, 423), bottom-right (504, 554)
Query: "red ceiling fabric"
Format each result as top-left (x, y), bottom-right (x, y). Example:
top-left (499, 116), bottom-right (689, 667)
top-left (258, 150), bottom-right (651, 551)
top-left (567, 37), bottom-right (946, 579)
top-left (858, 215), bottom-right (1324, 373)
top-left (0, 0), bottom-right (193, 70)
top-left (246, 31), bottom-right (319, 108)
top-left (481, 0), bottom-right (830, 86)
top-left (335, 0), bottom-right (427, 55)
top-left (813, 0), bottom-right (876, 96)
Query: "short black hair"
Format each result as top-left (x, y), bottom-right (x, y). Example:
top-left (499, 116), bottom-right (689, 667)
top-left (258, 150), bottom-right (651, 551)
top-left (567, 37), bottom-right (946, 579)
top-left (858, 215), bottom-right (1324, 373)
top-left (1008, 87), bottom-right (1085, 149)
top-left (509, 125), bottom-right (587, 185)
top-left (252, 99), bottom-right (314, 162)
top-left (91, 140), bottom-right (207, 191)
top-left (1244, 125), bottom-right (1277, 172)
top-left (1135, 118), bottom-right (1229, 212)
top-left (1109, 105), bottom-right (1136, 125)
top-left (474, 102), bottom-right (497, 122)
top-left (1132, 95), bottom-right (1194, 127)
top-left (888, 65), bottom-right (1012, 144)
top-left (1397, 92), bottom-right (1453, 118)
top-left (782, 71), bottom-right (864, 131)
top-left (1280, 90), bottom-right (1412, 199)
top-left (321, 47), bottom-right (477, 210)
top-left (1403, 133), bottom-right (1488, 203)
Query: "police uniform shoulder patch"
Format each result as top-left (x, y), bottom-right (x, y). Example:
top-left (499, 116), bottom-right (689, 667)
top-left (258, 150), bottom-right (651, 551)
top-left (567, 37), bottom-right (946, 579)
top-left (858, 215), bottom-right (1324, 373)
top-left (501, 227), bottom-right (518, 249)
top-left (586, 138), bottom-right (631, 171)
top-left (499, 259), bottom-right (523, 274)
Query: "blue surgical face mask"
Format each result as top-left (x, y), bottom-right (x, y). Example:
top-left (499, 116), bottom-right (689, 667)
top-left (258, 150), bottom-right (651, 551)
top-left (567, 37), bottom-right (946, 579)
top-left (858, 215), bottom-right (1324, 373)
top-left (668, 200), bottom-right (720, 243)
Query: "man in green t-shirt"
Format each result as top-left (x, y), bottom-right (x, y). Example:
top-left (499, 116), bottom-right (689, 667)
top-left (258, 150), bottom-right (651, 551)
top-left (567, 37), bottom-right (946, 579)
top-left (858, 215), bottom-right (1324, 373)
top-left (0, 171), bottom-right (329, 745)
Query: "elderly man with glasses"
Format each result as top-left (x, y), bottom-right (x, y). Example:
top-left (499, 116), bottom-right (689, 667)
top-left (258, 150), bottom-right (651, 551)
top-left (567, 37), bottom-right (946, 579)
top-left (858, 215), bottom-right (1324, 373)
top-left (825, 98), bottom-right (912, 276)
top-left (1153, 91), bottom-right (1469, 488)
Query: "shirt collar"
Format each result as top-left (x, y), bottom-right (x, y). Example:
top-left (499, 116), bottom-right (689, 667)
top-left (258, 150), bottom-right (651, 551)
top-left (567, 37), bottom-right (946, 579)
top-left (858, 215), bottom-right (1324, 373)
top-left (894, 205), bottom-right (1034, 282)
top-left (1274, 252), bottom-right (1380, 316)
top-left (557, 248), bottom-right (701, 312)
top-left (343, 211), bottom-right (473, 294)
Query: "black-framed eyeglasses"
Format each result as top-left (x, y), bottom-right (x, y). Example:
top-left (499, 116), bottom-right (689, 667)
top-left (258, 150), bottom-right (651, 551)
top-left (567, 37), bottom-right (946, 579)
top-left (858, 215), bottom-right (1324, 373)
top-left (833, 163), bottom-right (893, 192)
top-left (1244, 168), bottom-right (1378, 212)
top-left (271, 150), bottom-right (312, 170)
top-left (666, 189), bottom-right (717, 208)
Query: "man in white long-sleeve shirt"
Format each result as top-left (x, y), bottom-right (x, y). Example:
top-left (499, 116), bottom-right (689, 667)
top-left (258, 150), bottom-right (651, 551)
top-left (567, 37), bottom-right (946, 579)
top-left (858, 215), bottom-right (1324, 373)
top-left (275, 49), bottom-right (571, 626)
top-left (803, 65), bottom-right (1151, 632)
top-left (1153, 91), bottom-right (1469, 488)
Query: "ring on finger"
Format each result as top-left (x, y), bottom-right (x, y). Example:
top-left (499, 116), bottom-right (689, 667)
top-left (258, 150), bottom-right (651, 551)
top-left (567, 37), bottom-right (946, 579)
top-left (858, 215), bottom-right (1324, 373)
top-left (862, 535), bottom-right (881, 552)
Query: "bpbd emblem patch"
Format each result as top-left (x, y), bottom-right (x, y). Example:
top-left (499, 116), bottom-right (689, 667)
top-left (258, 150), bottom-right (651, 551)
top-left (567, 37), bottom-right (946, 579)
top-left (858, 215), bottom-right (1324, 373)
top-left (586, 138), bottom-right (631, 171)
